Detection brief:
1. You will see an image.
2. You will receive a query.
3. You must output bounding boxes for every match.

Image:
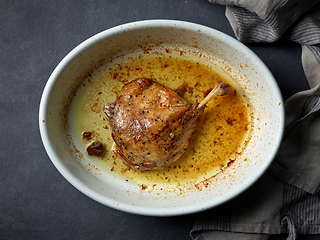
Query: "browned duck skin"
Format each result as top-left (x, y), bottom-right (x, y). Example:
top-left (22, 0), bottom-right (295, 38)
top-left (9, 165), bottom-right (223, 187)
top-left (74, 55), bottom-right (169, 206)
top-left (104, 78), bottom-right (231, 171)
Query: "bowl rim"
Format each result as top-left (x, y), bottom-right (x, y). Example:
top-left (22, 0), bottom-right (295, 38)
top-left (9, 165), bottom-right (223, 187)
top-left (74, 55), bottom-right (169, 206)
top-left (39, 19), bottom-right (285, 216)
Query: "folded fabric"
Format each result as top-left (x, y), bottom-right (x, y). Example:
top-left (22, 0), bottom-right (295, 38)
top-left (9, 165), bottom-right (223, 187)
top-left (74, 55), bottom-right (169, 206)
top-left (191, 172), bottom-right (320, 240)
top-left (191, 0), bottom-right (320, 239)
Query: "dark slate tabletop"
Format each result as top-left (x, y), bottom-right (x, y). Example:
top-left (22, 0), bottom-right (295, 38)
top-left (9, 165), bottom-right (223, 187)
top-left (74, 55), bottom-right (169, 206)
top-left (1, 1), bottom-right (317, 240)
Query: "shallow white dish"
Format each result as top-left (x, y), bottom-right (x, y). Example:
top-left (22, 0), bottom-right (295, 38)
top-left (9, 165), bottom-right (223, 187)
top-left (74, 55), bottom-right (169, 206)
top-left (39, 20), bottom-right (284, 216)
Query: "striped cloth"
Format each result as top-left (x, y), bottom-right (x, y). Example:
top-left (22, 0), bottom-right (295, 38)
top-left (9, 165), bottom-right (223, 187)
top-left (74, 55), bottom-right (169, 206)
top-left (191, 1), bottom-right (320, 239)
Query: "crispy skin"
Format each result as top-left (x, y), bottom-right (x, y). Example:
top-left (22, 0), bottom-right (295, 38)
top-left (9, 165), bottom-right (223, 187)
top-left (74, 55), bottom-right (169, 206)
top-left (104, 78), bottom-right (204, 170)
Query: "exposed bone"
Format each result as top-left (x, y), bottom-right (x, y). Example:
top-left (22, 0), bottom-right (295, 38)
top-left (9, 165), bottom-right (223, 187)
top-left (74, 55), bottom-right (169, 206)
top-left (197, 81), bottom-right (231, 109)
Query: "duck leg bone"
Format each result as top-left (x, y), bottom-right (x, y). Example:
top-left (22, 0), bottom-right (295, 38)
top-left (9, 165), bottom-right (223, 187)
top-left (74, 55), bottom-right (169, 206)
top-left (197, 81), bottom-right (231, 109)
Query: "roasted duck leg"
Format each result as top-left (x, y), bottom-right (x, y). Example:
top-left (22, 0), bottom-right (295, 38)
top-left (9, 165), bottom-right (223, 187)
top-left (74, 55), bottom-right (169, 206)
top-left (104, 78), bottom-right (231, 170)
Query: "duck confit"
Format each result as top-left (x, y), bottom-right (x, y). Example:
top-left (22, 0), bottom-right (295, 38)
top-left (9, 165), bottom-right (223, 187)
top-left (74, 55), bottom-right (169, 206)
top-left (104, 78), bottom-right (231, 170)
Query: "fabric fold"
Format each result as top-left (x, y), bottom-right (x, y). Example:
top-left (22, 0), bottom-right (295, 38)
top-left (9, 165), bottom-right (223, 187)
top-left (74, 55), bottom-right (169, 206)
top-left (270, 85), bottom-right (320, 195)
top-left (191, 0), bottom-right (320, 239)
top-left (216, 0), bottom-right (320, 43)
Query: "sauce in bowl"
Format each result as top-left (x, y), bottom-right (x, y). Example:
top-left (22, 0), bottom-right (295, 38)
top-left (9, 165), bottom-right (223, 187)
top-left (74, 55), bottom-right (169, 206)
top-left (68, 47), bottom-right (251, 191)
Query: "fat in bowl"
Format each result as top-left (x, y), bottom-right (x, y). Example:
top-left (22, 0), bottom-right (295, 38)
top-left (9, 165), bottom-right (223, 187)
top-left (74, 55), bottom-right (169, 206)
top-left (68, 47), bottom-right (252, 191)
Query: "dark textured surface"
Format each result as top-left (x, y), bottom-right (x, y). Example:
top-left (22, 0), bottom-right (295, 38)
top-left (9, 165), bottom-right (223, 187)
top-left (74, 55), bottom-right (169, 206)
top-left (0, 0), bottom-right (314, 239)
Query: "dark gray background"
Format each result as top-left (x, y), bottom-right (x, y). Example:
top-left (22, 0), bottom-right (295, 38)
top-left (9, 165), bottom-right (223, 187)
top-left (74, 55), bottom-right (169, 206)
top-left (0, 0), bottom-right (317, 239)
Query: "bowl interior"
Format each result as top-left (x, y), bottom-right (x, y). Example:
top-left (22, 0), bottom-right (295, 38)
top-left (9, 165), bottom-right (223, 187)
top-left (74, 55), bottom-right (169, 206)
top-left (39, 20), bottom-right (284, 216)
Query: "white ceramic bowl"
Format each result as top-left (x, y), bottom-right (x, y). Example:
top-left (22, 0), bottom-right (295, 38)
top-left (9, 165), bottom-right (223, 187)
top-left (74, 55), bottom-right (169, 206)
top-left (39, 20), bottom-right (284, 216)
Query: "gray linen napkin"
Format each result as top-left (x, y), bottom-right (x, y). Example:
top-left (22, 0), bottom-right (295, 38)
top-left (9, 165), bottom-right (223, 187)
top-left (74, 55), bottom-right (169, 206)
top-left (191, 1), bottom-right (320, 239)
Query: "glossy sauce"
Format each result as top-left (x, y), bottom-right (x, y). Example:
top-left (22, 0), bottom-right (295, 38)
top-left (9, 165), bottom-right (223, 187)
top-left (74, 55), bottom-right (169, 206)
top-left (69, 49), bottom-right (251, 190)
